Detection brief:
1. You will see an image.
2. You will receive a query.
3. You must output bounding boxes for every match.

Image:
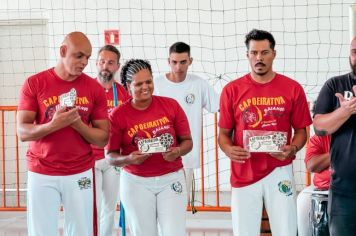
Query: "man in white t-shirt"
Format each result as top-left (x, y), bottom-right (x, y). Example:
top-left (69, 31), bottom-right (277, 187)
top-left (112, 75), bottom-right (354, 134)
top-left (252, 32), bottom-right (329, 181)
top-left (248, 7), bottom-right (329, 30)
top-left (154, 42), bottom-right (219, 206)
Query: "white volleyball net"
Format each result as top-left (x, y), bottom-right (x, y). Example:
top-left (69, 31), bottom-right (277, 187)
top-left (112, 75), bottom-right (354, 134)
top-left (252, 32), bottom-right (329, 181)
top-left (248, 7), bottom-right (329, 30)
top-left (1, 0), bottom-right (355, 209)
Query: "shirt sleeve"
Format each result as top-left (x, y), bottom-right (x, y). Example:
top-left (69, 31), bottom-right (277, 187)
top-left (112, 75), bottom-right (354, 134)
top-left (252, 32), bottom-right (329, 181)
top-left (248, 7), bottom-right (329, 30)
top-left (314, 78), bottom-right (338, 115)
top-left (291, 83), bottom-right (312, 129)
top-left (202, 79), bottom-right (220, 113)
top-left (304, 135), bottom-right (327, 164)
top-left (91, 83), bottom-right (109, 121)
top-left (218, 84), bottom-right (235, 129)
top-left (18, 77), bottom-right (38, 112)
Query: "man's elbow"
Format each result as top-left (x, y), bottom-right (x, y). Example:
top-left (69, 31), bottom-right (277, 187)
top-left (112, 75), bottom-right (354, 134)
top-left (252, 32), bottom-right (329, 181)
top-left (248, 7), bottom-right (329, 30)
top-left (96, 136), bottom-right (108, 148)
top-left (313, 127), bottom-right (329, 136)
top-left (16, 129), bottom-right (31, 142)
top-left (307, 165), bottom-right (317, 173)
top-left (18, 136), bottom-right (30, 142)
top-left (93, 129), bottom-right (109, 147)
top-left (307, 165), bottom-right (322, 173)
top-left (313, 118), bottom-right (329, 136)
top-left (187, 141), bottom-right (193, 153)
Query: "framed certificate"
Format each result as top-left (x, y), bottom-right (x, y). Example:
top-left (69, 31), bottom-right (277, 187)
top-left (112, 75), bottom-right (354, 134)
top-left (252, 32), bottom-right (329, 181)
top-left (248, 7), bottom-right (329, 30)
top-left (59, 88), bottom-right (77, 108)
top-left (243, 130), bottom-right (287, 153)
top-left (138, 133), bottom-right (174, 154)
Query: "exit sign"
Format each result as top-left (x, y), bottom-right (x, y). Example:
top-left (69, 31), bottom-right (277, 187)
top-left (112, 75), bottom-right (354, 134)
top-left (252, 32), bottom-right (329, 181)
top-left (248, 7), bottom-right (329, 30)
top-left (104, 30), bottom-right (119, 45)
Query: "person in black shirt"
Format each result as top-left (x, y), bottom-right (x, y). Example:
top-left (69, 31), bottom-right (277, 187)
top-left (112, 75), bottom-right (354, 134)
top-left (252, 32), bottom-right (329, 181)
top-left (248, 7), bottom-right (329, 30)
top-left (313, 36), bottom-right (356, 235)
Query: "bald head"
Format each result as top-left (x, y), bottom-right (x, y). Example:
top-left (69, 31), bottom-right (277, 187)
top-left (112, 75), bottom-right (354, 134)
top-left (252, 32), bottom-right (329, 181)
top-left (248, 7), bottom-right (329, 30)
top-left (350, 36), bottom-right (356, 75)
top-left (56, 31), bottom-right (92, 80)
top-left (351, 36), bottom-right (356, 49)
top-left (62, 32), bottom-right (91, 48)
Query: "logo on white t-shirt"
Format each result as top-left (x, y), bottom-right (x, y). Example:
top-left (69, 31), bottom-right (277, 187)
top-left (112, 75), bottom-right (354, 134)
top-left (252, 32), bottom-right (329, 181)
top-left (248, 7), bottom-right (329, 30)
top-left (185, 93), bottom-right (195, 104)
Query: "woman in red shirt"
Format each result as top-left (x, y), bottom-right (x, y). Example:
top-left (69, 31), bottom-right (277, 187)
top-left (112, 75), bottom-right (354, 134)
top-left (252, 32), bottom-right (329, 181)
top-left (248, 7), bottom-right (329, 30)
top-left (105, 59), bottom-right (192, 236)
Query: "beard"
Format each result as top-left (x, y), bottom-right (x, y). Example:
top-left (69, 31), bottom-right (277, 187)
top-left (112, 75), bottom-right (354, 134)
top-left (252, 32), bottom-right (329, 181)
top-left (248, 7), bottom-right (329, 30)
top-left (350, 58), bottom-right (356, 76)
top-left (98, 70), bottom-right (114, 83)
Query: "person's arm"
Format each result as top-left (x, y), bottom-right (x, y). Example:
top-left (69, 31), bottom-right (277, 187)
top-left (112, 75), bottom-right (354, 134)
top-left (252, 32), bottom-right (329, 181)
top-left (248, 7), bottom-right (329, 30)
top-left (314, 86), bottom-right (356, 135)
top-left (306, 153), bottom-right (330, 173)
top-left (162, 134), bottom-right (193, 162)
top-left (71, 118), bottom-right (109, 147)
top-left (314, 108), bottom-right (354, 136)
top-left (17, 106), bottom-right (81, 141)
top-left (218, 128), bottom-right (250, 164)
top-left (105, 150), bottom-right (150, 167)
top-left (269, 128), bottom-right (307, 161)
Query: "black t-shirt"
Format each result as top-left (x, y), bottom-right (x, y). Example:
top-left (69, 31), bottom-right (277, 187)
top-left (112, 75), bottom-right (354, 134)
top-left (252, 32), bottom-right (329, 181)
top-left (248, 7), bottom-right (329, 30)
top-left (314, 72), bottom-right (356, 195)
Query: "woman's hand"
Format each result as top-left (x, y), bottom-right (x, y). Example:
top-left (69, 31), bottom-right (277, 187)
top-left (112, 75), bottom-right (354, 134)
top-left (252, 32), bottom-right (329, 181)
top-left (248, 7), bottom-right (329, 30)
top-left (162, 146), bottom-right (181, 162)
top-left (127, 150), bottom-right (151, 165)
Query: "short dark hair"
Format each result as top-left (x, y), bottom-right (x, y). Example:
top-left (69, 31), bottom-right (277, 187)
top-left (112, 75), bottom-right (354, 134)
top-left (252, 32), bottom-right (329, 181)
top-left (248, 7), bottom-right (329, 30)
top-left (245, 29), bottom-right (276, 50)
top-left (120, 59), bottom-right (152, 89)
top-left (97, 45), bottom-right (121, 63)
top-left (169, 42), bottom-right (190, 56)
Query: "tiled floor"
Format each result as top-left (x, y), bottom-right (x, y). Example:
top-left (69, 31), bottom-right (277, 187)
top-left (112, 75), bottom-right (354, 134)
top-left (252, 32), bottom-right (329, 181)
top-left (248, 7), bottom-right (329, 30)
top-left (0, 211), bottom-right (233, 236)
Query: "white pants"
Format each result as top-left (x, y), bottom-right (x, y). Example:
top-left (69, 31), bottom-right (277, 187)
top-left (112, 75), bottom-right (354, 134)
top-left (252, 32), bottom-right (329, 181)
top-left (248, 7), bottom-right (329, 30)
top-left (231, 164), bottom-right (297, 236)
top-left (120, 169), bottom-right (187, 236)
top-left (297, 186), bottom-right (329, 236)
top-left (27, 169), bottom-right (95, 236)
top-left (297, 186), bottom-right (313, 236)
top-left (95, 158), bottom-right (120, 236)
top-left (184, 167), bottom-right (194, 203)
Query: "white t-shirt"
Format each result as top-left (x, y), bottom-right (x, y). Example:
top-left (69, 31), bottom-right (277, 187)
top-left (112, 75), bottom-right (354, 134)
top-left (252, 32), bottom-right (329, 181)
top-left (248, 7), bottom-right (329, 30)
top-left (153, 73), bottom-right (219, 168)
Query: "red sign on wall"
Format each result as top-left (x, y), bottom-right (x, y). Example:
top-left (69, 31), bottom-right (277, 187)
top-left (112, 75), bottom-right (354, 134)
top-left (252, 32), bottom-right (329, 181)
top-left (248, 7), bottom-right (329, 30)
top-left (104, 30), bottom-right (119, 45)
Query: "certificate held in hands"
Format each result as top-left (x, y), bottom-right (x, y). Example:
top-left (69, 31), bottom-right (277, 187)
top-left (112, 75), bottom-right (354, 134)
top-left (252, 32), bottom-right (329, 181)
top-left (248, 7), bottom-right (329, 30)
top-left (243, 130), bottom-right (287, 153)
top-left (59, 88), bottom-right (77, 108)
top-left (138, 133), bottom-right (174, 154)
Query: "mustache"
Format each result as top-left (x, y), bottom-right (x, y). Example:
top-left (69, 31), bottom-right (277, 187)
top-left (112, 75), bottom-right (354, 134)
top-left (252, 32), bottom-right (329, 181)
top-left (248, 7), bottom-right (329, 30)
top-left (255, 62), bottom-right (266, 67)
top-left (100, 69), bottom-right (112, 75)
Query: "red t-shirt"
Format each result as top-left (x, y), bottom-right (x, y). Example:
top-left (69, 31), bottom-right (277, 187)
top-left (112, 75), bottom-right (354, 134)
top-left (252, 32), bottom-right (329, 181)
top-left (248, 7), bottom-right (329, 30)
top-left (92, 81), bottom-right (130, 160)
top-left (219, 73), bottom-right (312, 187)
top-left (106, 96), bottom-right (190, 177)
top-left (304, 135), bottom-right (331, 190)
top-left (18, 68), bottom-right (108, 175)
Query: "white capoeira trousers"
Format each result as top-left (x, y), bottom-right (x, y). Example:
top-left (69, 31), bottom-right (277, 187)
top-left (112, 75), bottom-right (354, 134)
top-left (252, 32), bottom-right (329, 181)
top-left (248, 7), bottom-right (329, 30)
top-left (27, 169), bottom-right (95, 236)
top-left (120, 169), bottom-right (187, 236)
top-left (184, 167), bottom-right (194, 202)
top-left (231, 164), bottom-right (297, 236)
top-left (95, 158), bottom-right (120, 236)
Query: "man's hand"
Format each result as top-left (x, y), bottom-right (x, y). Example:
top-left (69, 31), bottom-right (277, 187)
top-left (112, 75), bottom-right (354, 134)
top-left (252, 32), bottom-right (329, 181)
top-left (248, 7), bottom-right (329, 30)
top-left (335, 85), bottom-right (356, 115)
top-left (269, 145), bottom-right (296, 161)
top-left (51, 106), bottom-right (81, 130)
top-left (225, 145), bottom-right (250, 164)
top-left (219, 128), bottom-right (250, 164)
